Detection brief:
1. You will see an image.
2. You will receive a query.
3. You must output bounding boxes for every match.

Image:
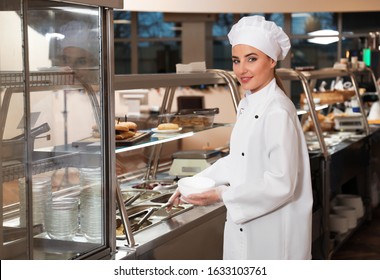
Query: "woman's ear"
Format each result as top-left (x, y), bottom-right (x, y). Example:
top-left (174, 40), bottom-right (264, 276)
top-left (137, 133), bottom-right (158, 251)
top-left (270, 59), bottom-right (277, 69)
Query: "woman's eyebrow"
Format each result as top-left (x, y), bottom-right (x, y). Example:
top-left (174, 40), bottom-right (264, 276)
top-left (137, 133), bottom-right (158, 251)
top-left (232, 52), bottom-right (258, 59)
top-left (244, 52), bottom-right (258, 57)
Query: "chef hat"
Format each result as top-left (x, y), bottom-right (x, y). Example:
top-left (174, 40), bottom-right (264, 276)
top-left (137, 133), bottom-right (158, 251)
top-left (227, 15), bottom-right (290, 61)
top-left (59, 21), bottom-right (99, 56)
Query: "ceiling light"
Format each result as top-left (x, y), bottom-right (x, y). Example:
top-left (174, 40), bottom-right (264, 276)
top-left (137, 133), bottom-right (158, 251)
top-left (307, 29), bottom-right (339, 45)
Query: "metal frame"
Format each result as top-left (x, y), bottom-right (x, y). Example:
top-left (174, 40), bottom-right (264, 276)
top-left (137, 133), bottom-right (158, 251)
top-left (113, 69), bottom-right (240, 248)
top-left (281, 67), bottom-right (374, 259)
top-left (0, 0), bottom-right (118, 260)
top-left (301, 67), bottom-right (370, 135)
top-left (277, 68), bottom-right (329, 158)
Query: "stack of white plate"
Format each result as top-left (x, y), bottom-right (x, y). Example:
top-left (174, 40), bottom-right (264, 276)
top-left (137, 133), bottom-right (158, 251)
top-left (80, 168), bottom-right (103, 243)
top-left (329, 214), bottom-right (349, 234)
top-left (19, 176), bottom-right (52, 229)
top-left (45, 197), bottom-right (79, 240)
top-left (336, 194), bottom-right (364, 219)
top-left (332, 205), bottom-right (357, 229)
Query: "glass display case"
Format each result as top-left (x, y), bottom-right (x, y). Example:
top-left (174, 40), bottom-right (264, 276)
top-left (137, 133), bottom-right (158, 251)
top-left (280, 67), bottom-right (375, 259)
top-left (112, 70), bottom-right (239, 258)
top-left (1, 0), bottom-right (122, 259)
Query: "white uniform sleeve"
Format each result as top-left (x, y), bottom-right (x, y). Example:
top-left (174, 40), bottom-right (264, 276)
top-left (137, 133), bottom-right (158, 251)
top-left (223, 109), bottom-right (301, 224)
top-left (195, 155), bottom-right (232, 186)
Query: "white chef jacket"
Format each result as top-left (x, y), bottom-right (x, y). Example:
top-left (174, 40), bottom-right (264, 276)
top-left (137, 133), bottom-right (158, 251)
top-left (197, 78), bottom-right (313, 260)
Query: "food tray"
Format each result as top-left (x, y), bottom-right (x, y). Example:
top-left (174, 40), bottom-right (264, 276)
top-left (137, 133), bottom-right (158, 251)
top-left (160, 108), bottom-right (219, 129)
top-left (115, 131), bottom-right (151, 146)
top-left (300, 91), bottom-right (355, 105)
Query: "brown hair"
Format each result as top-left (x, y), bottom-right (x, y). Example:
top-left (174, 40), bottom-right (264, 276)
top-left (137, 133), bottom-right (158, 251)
top-left (274, 70), bottom-right (286, 94)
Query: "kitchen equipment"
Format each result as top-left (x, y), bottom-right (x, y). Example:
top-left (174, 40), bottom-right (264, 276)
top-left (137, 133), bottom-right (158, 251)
top-left (130, 207), bottom-right (156, 232)
top-left (334, 113), bottom-right (364, 130)
top-left (169, 149), bottom-right (221, 177)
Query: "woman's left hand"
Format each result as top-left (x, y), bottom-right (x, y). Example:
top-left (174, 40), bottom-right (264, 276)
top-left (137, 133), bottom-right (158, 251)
top-left (183, 187), bottom-right (224, 206)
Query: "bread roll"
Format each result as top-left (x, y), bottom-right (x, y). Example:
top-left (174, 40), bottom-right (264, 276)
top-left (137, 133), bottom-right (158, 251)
top-left (115, 121), bottom-right (137, 140)
top-left (115, 130), bottom-right (136, 140)
top-left (115, 121), bottom-right (137, 132)
top-left (157, 123), bottom-right (179, 130)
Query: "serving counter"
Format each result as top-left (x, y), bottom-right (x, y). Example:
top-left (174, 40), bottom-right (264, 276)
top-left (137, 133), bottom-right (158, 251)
top-left (115, 201), bottom-right (226, 260)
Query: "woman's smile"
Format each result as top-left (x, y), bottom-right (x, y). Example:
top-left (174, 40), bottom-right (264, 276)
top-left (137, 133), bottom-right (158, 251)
top-left (240, 76), bottom-right (253, 84)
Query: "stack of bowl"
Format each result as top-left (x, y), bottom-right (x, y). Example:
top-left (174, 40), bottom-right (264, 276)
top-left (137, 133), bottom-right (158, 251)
top-left (329, 214), bottom-right (349, 234)
top-left (335, 194), bottom-right (364, 219)
top-left (332, 205), bottom-right (357, 229)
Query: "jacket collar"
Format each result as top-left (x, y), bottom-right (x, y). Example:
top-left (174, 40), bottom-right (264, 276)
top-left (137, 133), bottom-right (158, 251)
top-left (244, 78), bottom-right (276, 106)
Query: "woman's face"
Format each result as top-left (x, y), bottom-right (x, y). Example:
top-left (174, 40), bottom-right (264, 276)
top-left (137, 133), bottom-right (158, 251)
top-left (232, 44), bottom-right (276, 93)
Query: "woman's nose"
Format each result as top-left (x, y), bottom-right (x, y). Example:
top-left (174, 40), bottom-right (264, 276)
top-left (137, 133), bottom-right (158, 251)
top-left (236, 62), bottom-right (247, 74)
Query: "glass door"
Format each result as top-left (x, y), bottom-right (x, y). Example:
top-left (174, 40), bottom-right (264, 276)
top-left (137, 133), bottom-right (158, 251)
top-left (1, 0), bottom-right (113, 260)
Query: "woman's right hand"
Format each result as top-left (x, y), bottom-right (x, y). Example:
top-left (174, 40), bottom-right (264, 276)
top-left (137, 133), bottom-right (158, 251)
top-left (166, 188), bottom-right (182, 212)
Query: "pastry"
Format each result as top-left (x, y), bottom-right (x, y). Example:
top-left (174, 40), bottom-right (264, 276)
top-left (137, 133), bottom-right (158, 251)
top-left (115, 121), bottom-right (137, 140)
top-left (157, 123), bottom-right (179, 130)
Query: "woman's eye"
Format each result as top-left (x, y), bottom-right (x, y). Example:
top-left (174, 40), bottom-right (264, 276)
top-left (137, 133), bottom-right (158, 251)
top-left (248, 57), bottom-right (257, 62)
top-left (232, 59), bottom-right (239, 64)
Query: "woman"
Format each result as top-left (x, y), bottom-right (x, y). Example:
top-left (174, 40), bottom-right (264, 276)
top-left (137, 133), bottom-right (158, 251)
top-left (169, 15), bottom-right (313, 260)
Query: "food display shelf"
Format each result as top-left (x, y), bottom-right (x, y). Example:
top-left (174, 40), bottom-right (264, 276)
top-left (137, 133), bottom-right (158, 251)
top-left (276, 68), bottom-right (328, 158)
top-left (113, 70), bottom-right (240, 250)
top-left (115, 123), bottom-right (232, 153)
top-left (301, 67), bottom-right (370, 136)
top-left (0, 70), bottom-right (76, 88)
top-left (2, 148), bottom-right (102, 184)
top-left (293, 67), bottom-right (376, 259)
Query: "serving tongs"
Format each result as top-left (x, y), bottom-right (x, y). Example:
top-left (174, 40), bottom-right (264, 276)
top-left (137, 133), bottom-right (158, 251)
top-left (124, 190), bottom-right (145, 207)
top-left (130, 207), bottom-right (156, 232)
top-left (129, 202), bottom-right (173, 232)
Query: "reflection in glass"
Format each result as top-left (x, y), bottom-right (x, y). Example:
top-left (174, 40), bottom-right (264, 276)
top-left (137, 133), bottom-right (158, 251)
top-left (138, 41), bottom-right (181, 74)
top-left (115, 42), bottom-right (131, 74)
top-left (1, 2), bottom-right (105, 259)
top-left (291, 39), bottom-right (338, 69)
top-left (114, 11), bottom-right (131, 38)
top-left (292, 13), bottom-right (336, 35)
top-left (1, 3), bottom-right (28, 260)
top-left (138, 12), bottom-right (177, 38)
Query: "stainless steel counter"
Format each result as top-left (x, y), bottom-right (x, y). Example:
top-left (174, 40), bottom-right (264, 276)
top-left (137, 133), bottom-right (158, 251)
top-left (115, 201), bottom-right (226, 260)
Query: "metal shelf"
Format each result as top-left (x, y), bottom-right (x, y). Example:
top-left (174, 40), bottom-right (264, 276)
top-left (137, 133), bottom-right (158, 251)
top-left (115, 72), bottom-right (228, 90)
top-left (115, 123), bottom-right (232, 153)
top-left (301, 67), bottom-right (370, 136)
top-left (277, 68), bottom-right (329, 158)
top-left (281, 67), bottom-right (375, 259)
top-left (0, 70), bottom-right (76, 88)
top-left (1, 147), bottom-right (101, 182)
top-left (113, 69), bottom-right (240, 248)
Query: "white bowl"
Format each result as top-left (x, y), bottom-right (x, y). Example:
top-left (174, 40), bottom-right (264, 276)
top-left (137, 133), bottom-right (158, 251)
top-left (336, 194), bottom-right (364, 219)
top-left (329, 214), bottom-right (349, 234)
top-left (332, 205), bottom-right (357, 229)
top-left (178, 176), bottom-right (215, 197)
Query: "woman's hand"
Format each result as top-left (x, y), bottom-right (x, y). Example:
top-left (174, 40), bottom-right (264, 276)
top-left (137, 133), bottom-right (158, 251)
top-left (166, 188), bottom-right (181, 212)
top-left (183, 187), bottom-right (225, 206)
top-left (166, 185), bottom-right (227, 210)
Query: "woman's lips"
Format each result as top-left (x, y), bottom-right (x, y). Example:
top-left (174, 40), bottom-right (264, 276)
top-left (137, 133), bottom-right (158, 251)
top-left (240, 76), bottom-right (252, 83)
